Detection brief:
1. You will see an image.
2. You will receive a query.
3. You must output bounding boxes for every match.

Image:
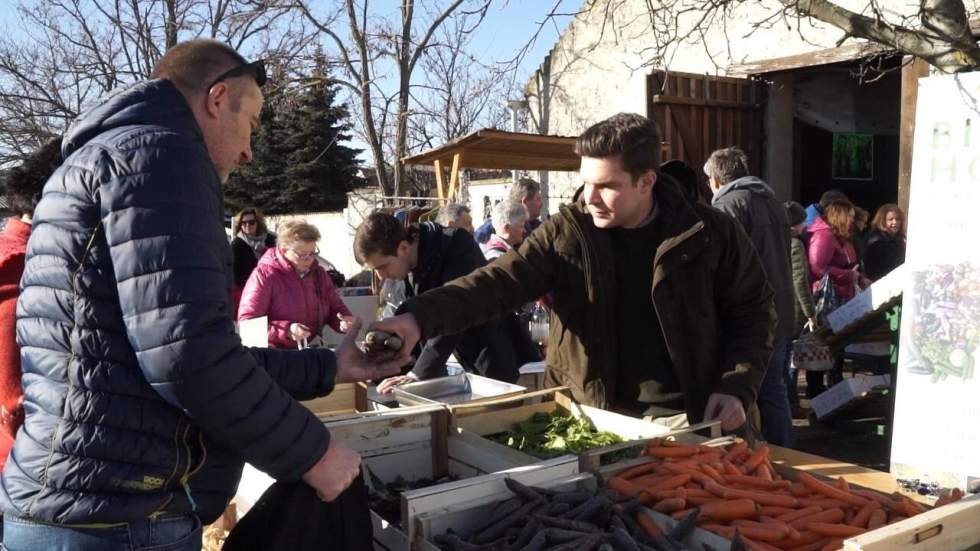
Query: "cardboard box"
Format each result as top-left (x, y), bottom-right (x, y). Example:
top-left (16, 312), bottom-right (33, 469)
top-left (811, 374), bottom-right (891, 419)
top-left (828, 264), bottom-right (905, 334)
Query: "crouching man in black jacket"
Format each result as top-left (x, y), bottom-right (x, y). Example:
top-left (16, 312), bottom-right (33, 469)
top-left (1, 39), bottom-right (407, 551)
top-left (354, 213), bottom-right (539, 393)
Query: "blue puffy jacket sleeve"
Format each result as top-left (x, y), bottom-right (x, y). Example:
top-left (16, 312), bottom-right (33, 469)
top-left (98, 144), bottom-right (331, 481)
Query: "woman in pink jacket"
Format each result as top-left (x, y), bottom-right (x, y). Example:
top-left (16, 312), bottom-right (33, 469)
top-left (238, 220), bottom-right (354, 348)
top-left (807, 198), bottom-right (871, 303)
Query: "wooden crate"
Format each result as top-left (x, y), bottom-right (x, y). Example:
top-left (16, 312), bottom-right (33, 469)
top-left (299, 382), bottom-right (370, 418)
top-left (597, 437), bottom-right (980, 551)
top-left (449, 387), bottom-right (722, 472)
top-left (321, 405), bottom-right (541, 550)
top-left (412, 462), bottom-right (592, 551)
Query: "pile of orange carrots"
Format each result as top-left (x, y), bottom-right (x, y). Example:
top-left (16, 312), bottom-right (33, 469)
top-left (605, 439), bottom-right (964, 551)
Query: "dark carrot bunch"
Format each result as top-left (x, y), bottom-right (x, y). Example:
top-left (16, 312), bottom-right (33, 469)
top-left (604, 439), bottom-right (963, 551)
top-left (433, 477), bottom-right (695, 550)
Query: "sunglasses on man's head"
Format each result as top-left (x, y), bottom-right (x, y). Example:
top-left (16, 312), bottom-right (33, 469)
top-left (210, 59), bottom-right (267, 90)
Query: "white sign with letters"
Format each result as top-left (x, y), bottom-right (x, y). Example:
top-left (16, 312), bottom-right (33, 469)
top-left (890, 72), bottom-right (980, 494)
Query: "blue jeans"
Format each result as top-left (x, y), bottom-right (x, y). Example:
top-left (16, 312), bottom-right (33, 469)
top-left (783, 342), bottom-right (799, 406)
top-left (2, 513), bottom-right (201, 551)
top-left (758, 338), bottom-right (793, 447)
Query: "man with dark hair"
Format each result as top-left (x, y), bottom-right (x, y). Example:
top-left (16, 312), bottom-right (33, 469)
top-left (2, 39), bottom-right (405, 550)
top-left (372, 113), bottom-right (775, 435)
top-left (474, 177), bottom-right (544, 243)
top-left (705, 146), bottom-right (795, 446)
top-left (0, 138), bottom-right (62, 475)
top-left (354, 212), bottom-right (537, 389)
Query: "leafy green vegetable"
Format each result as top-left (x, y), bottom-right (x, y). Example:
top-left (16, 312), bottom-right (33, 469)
top-left (489, 411), bottom-right (627, 459)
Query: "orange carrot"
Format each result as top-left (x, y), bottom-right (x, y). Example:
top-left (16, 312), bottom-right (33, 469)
top-left (798, 472), bottom-right (869, 509)
top-left (637, 512), bottom-right (664, 538)
top-left (801, 498), bottom-right (853, 510)
top-left (819, 539), bottom-right (843, 551)
top-left (835, 477), bottom-right (850, 493)
top-left (743, 446), bottom-right (771, 473)
top-left (740, 535), bottom-right (785, 551)
top-left (808, 523), bottom-right (865, 538)
top-left (654, 497), bottom-right (687, 513)
top-left (849, 500), bottom-right (881, 528)
top-left (781, 537), bottom-right (833, 551)
top-left (699, 498), bottom-right (760, 521)
top-left (851, 489), bottom-right (896, 510)
top-left (789, 483), bottom-right (810, 497)
top-left (648, 445), bottom-right (700, 459)
top-left (661, 462), bottom-right (717, 486)
top-left (723, 459), bottom-right (743, 476)
top-left (719, 486), bottom-right (801, 508)
top-left (724, 441), bottom-right (749, 462)
top-left (728, 520), bottom-right (791, 542)
top-left (701, 463), bottom-right (727, 483)
top-left (888, 514), bottom-right (908, 524)
top-left (616, 459), bottom-right (661, 480)
top-left (769, 530), bottom-right (826, 550)
top-left (776, 505), bottom-right (823, 524)
top-left (759, 506), bottom-right (796, 517)
top-left (607, 476), bottom-right (641, 498)
top-left (757, 463), bottom-right (775, 482)
top-left (647, 474), bottom-right (692, 492)
top-left (687, 495), bottom-right (724, 506)
top-left (790, 508), bottom-right (845, 530)
top-left (867, 508), bottom-right (887, 529)
top-left (727, 474), bottom-right (792, 491)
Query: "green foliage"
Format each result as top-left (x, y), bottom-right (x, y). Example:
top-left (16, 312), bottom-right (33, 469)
top-left (225, 57), bottom-right (364, 214)
top-left (490, 411), bottom-right (625, 459)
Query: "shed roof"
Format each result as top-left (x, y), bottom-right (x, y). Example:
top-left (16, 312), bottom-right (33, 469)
top-left (402, 129), bottom-right (580, 172)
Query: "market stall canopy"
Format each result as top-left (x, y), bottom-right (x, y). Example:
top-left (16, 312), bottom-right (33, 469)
top-left (401, 129), bottom-right (579, 202)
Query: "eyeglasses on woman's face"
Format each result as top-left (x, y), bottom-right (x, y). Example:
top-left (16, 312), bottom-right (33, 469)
top-left (240, 219), bottom-right (257, 227)
top-left (286, 246), bottom-right (319, 262)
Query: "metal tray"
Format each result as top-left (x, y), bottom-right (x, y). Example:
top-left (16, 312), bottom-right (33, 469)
top-left (391, 373), bottom-right (526, 407)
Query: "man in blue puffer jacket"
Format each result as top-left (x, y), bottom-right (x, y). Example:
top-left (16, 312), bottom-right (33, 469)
top-left (1, 40), bottom-right (407, 550)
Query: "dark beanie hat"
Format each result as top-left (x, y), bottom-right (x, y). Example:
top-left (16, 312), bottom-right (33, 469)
top-left (785, 201), bottom-right (806, 226)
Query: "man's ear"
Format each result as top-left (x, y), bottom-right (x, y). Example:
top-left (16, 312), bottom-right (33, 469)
top-left (640, 170), bottom-right (657, 192)
top-left (204, 82), bottom-right (230, 118)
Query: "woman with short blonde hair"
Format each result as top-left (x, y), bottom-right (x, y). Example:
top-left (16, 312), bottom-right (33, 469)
top-left (239, 219), bottom-right (354, 348)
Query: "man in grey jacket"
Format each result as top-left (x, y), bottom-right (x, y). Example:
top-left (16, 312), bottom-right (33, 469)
top-left (705, 147), bottom-right (795, 446)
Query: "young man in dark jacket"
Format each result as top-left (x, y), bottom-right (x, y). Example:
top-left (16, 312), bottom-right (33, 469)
top-left (2, 40), bottom-right (405, 550)
top-left (355, 215), bottom-right (538, 391)
top-left (706, 147), bottom-right (795, 446)
top-left (372, 114), bottom-right (776, 435)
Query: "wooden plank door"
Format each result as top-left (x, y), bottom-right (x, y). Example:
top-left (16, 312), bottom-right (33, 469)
top-left (647, 70), bottom-right (764, 182)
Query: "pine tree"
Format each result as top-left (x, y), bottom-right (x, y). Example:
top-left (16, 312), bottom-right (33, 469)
top-left (225, 57), bottom-right (363, 214)
top-left (278, 57), bottom-right (363, 212)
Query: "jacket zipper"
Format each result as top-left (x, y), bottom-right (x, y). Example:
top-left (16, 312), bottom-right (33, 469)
top-left (177, 423), bottom-right (196, 511)
top-left (650, 221), bottom-right (705, 360)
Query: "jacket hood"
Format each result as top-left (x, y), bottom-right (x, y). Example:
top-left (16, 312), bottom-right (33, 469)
top-left (809, 214), bottom-right (831, 233)
top-left (62, 79), bottom-right (202, 158)
top-left (712, 176), bottom-right (775, 203)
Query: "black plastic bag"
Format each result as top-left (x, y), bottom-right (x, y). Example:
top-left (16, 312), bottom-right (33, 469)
top-left (223, 476), bottom-right (373, 551)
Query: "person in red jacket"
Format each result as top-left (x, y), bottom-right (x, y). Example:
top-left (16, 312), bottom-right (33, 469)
top-left (0, 139), bottom-right (62, 470)
top-left (238, 220), bottom-right (355, 348)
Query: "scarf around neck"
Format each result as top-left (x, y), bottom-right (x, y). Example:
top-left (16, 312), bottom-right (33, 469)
top-left (239, 231), bottom-right (270, 259)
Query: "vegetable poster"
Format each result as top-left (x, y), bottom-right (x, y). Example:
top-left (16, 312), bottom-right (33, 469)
top-left (891, 71), bottom-right (980, 494)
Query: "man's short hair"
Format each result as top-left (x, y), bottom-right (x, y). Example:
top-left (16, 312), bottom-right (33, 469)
top-left (5, 138), bottom-right (63, 217)
top-left (575, 113), bottom-right (661, 180)
top-left (437, 203), bottom-right (470, 226)
top-left (354, 212), bottom-right (409, 264)
top-left (819, 189), bottom-right (847, 209)
top-left (509, 178), bottom-right (540, 202)
top-left (704, 147), bottom-right (750, 185)
top-left (491, 198), bottom-right (527, 233)
top-left (151, 39), bottom-right (248, 99)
